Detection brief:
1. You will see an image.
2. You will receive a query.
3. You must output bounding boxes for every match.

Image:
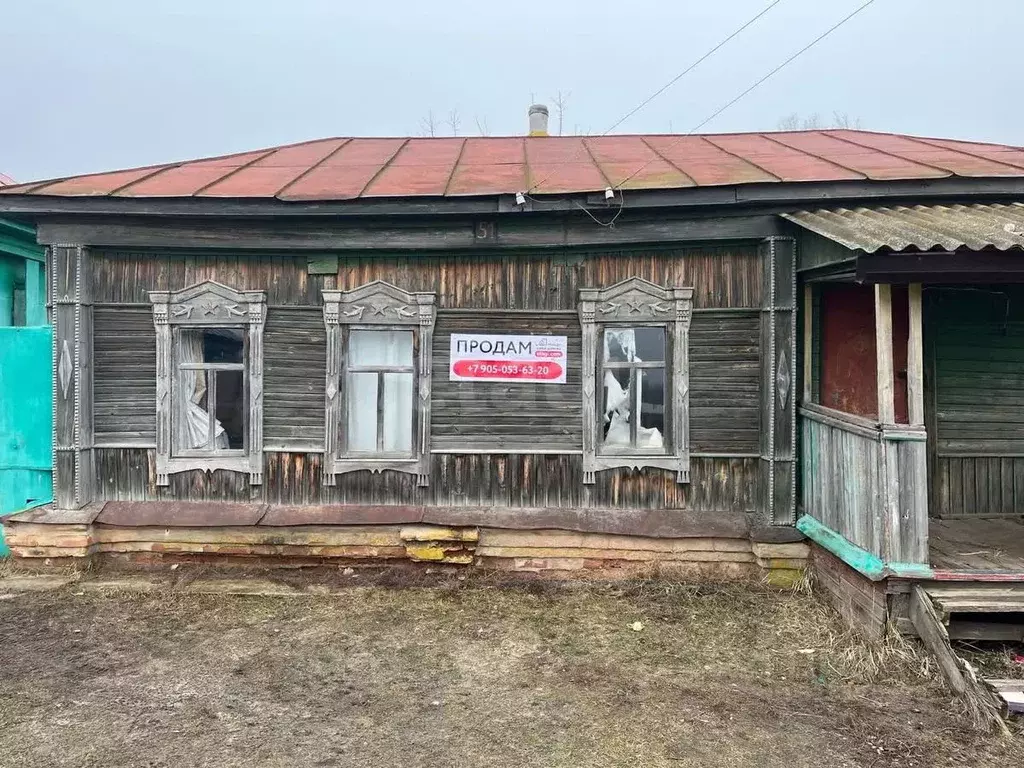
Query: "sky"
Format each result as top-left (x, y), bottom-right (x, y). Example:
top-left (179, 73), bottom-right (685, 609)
top-left (1, 0), bottom-right (1019, 182)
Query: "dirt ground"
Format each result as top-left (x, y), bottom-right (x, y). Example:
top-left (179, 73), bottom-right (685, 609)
top-left (0, 570), bottom-right (1020, 768)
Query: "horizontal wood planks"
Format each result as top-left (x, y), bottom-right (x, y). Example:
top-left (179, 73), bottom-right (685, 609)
top-left (690, 310), bottom-right (760, 453)
top-left (93, 306), bottom-right (156, 444)
top-left (263, 307), bottom-right (326, 450)
top-left (432, 312), bottom-right (582, 452)
top-left (93, 448), bottom-right (758, 511)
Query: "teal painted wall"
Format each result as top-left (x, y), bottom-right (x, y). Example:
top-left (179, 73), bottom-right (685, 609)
top-left (0, 327), bottom-right (53, 555)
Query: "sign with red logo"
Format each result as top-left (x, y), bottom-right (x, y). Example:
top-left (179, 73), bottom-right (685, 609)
top-left (449, 333), bottom-right (567, 383)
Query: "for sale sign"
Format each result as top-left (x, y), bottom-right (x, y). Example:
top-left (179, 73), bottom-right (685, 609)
top-left (449, 333), bottom-right (567, 383)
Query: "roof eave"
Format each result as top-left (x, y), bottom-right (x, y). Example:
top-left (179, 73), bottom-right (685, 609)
top-left (4, 177), bottom-right (1024, 221)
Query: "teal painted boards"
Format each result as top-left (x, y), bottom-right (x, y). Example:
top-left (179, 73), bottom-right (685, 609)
top-left (0, 327), bottom-right (53, 554)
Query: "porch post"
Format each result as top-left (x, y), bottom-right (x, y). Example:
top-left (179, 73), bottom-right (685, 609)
top-left (907, 283), bottom-right (925, 426)
top-left (874, 284), bottom-right (895, 423)
top-left (903, 283), bottom-right (929, 561)
top-left (51, 245), bottom-right (94, 509)
top-left (875, 282), bottom-right (928, 564)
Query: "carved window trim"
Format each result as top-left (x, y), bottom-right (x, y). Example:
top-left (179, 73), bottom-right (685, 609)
top-left (579, 277), bottom-right (693, 484)
top-left (322, 281), bottom-right (436, 486)
top-left (150, 281), bottom-right (266, 486)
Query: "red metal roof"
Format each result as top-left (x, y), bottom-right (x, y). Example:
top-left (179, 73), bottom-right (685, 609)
top-left (5, 130), bottom-right (1024, 202)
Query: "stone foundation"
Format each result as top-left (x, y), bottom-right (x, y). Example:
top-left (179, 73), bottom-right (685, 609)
top-left (3, 515), bottom-right (809, 582)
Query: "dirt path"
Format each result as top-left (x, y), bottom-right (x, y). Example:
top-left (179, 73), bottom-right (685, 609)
top-left (0, 576), bottom-right (1017, 767)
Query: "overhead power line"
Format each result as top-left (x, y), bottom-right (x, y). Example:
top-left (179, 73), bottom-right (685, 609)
top-left (525, 0), bottom-right (786, 194)
top-left (614, 0), bottom-right (879, 190)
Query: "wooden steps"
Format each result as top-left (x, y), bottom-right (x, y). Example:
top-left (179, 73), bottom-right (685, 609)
top-left (926, 584), bottom-right (1024, 616)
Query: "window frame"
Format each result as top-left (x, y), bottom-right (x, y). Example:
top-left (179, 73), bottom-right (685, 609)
top-left (579, 278), bottom-right (693, 484)
top-left (150, 281), bottom-right (266, 486)
top-left (322, 281), bottom-right (436, 486)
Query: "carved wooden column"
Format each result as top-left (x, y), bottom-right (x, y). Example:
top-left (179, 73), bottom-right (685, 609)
top-left (759, 237), bottom-right (797, 525)
top-left (51, 245), bottom-right (94, 509)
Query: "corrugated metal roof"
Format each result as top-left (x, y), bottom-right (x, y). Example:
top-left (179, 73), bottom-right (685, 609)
top-left (5, 129), bottom-right (1024, 202)
top-left (781, 203), bottom-right (1024, 253)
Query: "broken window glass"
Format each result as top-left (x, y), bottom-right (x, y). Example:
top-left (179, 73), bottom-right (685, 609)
top-left (600, 327), bottom-right (667, 453)
top-left (174, 328), bottom-right (245, 454)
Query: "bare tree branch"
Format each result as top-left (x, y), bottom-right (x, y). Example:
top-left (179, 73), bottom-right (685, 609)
top-left (474, 115), bottom-right (490, 137)
top-left (551, 91), bottom-right (570, 136)
top-left (419, 110), bottom-right (438, 138)
top-left (447, 109), bottom-right (461, 137)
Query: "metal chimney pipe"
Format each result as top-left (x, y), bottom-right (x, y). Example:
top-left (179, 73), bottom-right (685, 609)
top-left (528, 104), bottom-right (549, 136)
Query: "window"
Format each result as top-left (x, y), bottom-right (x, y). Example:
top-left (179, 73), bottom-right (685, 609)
top-left (601, 327), bottom-right (667, 454)
top-left (174, 328), bottom-right (246, 454)
top-left (579, 278), bottom-right (693, 484)
top-left (322, 281), bottom-right (436, 486)
top-left (150, 281), bottom-right (266, 486)
top-left (345, 329), bottom-right (415, 455)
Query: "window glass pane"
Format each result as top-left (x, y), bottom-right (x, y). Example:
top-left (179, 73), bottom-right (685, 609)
top-left (604, 329), bottom-right (635, 363)
top-left (215, 370), bottom-right (245, 449)
top-left (383, 372), bottom-right (414, 453)
top-left (634, 327), bottom-right (666, 362)
top-left (604, 327), bottom-right (665, 363)
top-left (601, 368), bottom-right (632, 448)
top-left (204, 328), bottom-right (244, 363)
top-left (350, 330), bottom-right (413, 367)
top-left (347, 372), bottom-right (378, 451)
top-left (638, 368), bottom-right (666, 451)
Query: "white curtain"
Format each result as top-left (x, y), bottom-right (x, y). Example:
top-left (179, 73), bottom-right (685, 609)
top-left (175, 331), bottom-right (229, 451)
top-left (347, 330), bottom-right (413, 453)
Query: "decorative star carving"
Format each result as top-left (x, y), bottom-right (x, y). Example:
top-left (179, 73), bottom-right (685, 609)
top-left (625, 299), bottom-right (646, 314)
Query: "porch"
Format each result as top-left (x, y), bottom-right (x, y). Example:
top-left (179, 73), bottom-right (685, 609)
top-left (790, 203), bottom-right (1024, 591)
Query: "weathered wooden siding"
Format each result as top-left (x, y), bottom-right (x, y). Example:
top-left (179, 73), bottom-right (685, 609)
top-left (93, 306), bottom-right (156, 445)
top-left (795, 230), bottom-right (858, 274)
top-left (929, 287), bottom-right (1024, 517)
top-left (91, 251), bottom-right (325, 305)
top-left (801, 407), bottom-right (881, 555)
top-left (432, 312), bottom-right (583, 452)
top-left (334, 246), bottom-right (762, 310)
top-left (263, 307), bottom-right (326, 451)
top-left (690, 310), bottom-right (760, 453)
top-left (934, 457), bottom-right (1024, 518)
top-left (93, 448), bottom-right (759, 511)
top-left (85, 245), bottom-right (770, 513)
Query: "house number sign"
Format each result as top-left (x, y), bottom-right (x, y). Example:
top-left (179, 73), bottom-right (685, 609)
top-left (449, 333), bottom-right (567, 383)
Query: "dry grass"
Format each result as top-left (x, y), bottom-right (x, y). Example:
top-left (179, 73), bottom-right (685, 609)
top-left (0, 574), bottom-right (1019, 767)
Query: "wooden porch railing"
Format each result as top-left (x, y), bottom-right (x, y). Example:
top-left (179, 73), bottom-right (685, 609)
top-left (800, 402), bottom-right (927, 564)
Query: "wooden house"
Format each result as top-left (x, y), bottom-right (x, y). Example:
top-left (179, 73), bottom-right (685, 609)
top-left (3, 122), bottom-right (1024, 593)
